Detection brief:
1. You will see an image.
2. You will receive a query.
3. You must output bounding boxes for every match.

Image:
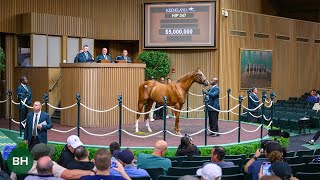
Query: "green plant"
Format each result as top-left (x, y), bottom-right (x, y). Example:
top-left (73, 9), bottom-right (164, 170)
top-left (0, 47), bottom-right (5, 71)
top-left (138, 51), bottom-right (170, 80)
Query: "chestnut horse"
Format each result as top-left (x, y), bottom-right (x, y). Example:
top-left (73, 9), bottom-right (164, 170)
top-left (136, 68), bottom-right (209, 135)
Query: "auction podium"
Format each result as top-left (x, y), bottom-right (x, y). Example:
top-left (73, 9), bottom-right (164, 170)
top-left (60, 63), bottom-right (146, 127)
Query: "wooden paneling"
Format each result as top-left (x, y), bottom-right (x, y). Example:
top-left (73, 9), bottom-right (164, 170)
top-left (219, 10), bottom-right (320, 120)
top-left (5, 35), bottom-right (16, 118)
top-left (48, 68), bottom-right (61, 115)
top-left (60, 63), bottom-right (145, 127)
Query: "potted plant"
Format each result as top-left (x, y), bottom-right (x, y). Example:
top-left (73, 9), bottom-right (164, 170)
top-left (138, 50), bottom-right (170, 80)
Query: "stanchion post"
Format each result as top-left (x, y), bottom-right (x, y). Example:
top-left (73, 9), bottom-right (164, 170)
top-left (76, 93), bottom-right (81, 137)
top-left (8, 90), bottom-right (12, 130)
top-left (118, 95), bottom-right (123, 147)
top-left (18, 93), bottom-right (22, 137)
top-left (227, 88), bottom-right (231, 121)
top-left (246, 90), bottom-right (251, 122)
top-left (163, 96), bottom-right (167, 141)
top-left (43, 93), bottom-right (49, 113)
top-left (204, 95), bottom-right (209, 146)
top-left (270, 92), bottom-right (276, 129)
top-left (238, 95), bottom-right (243, 143)
top-left (261, 92), bottom-right (267, 139)
top-left (186, 92), bottom-right (189, 118)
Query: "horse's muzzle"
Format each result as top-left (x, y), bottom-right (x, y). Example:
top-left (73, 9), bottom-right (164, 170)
top-left (203, 80), bottom-right (209, 86)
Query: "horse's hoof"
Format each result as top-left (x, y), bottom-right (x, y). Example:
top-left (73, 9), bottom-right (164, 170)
top-left (176, 131), bottom-right (182, 136)
top-left (149, 119), bottom-right (155, 122)
top-left (148, 128), bottom-right (153, 133)
top-left (135, 128), bottom-right (139, 133)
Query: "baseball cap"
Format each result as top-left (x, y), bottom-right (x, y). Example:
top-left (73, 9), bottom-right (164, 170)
top-left (67, 135), bottom-right (83, 149)
top-left (196, 163), bottom-right (222, 180)
top-left (31, 143), bottom-right (55, 160)
top-left (270, 162), bottom-right (292, 178)
top-left (113, 149), bottom-right (134, 164)
top-left (265, 141), bottom-right (282, 153)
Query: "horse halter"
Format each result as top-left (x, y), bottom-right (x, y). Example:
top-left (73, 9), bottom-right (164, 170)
top-left (196, 71), bottom-right (208, 85)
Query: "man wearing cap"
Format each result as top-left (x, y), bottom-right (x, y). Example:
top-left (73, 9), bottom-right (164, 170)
top-left (58, 135), bottom-right (83, 168)
top-left (196, 163), bottom-right (222, 180)
top-left (137, 140), bottom-right (171, 174)
top-left (111, 149), bottom-right (149, 178)
top-left (11, 143), bottom-right (92, 180)
top-left (244, 141), bottom-right (283, 180)
top-left (24, 101), bottom-right (52, 151)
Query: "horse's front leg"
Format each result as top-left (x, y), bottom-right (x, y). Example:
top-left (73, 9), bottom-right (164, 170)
top-left (136, 100), bottom-right (145, 133)
top-left (144, 99), bottom-right (154, 132)
top-left (173, 104), bottom-right (182, 135)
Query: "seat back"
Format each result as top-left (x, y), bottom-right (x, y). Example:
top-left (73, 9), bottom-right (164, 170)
top-left (168, 167), bottom-right (200, 176)
top-left (222, 173), bottom-right (244, 180)
top-left (296, 150), bottom-right (314, 157)
top-left (296, 172), bottom-right (320, 180)
top-left (286, 156), bottom-right (302, 164)
top-left (289, 163), bottom-right (306, 176)
top-left (131, 177), bottom-right (150, 180)
top-left (225, 158), bottom-right (243, 167)
top-left (304, 163), bottom-right (320, 173)
top-left (314, 149), bottom-right (320, 155)
top-left (167, 156), bottom-right (188, 166)
top-left (286, 151), bottom-right (295, 157)
top-left (144, 168), bottom-right (164, 180)
top-left (190, 156), bottom-right (211, 161)
top-left (181, 160), bottom-right (209, 167)
top-left (158, 175), bottom-right (180, 180)
top-left (301, 155), bottom-right (317, 164)
top-left (221, 166), bottom-right (241, 175)
top-left (225, 154), bottom-right (246, 162)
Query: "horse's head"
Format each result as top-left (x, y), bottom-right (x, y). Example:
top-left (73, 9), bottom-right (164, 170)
top-left (193, 68), bottom-right (209, 86)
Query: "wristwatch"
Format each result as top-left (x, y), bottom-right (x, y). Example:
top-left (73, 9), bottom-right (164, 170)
top-left (253, 156), bottom-right (258, 160)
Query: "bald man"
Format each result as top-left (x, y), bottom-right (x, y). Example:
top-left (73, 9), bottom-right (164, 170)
top-left (137, 140), bottom-right (171, 174)
top-left (24, 101), bottom-right (52, 150)
top-left (203, 78), bottom-right (220, 137)
top-left (96, 48), bottom-right (113, 63)
top-left (25, 156), bottom-right (63, 180)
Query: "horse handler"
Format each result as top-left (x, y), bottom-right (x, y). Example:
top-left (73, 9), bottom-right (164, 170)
top-left (203, 78), bottom-right (220, 137)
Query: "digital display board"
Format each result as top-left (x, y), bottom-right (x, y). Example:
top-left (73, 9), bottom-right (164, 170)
top-left (144, 1), bottom-right (216, 48)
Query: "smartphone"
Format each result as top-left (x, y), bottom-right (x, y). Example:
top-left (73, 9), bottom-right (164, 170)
top-left (262, 162), bottom-right (271, 176)
top-left (111, 158), bottom-right (117, 168)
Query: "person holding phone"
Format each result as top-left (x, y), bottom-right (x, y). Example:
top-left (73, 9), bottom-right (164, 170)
top-left (244, 141), bottom-right (283, 180)
top-left (258, 161), bottom-right (298, 180)
top-left (175, 135), bottom-right (201, 159)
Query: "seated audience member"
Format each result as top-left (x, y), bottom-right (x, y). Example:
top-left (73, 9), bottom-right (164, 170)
top-left (244, 141), bottom-right (283, 180)
top-left (11, 143), bottom-right (91, 180)
top-left (74, 45), bottom-right (94, 63)
top-left (116, 49), bottom-right (132, 63)
top-left (67, 146), bottom-right (94, 170)
top-left (306, 90), bottom-right (318, 103)
top-left (110, 149), bottom-right (149, 178)
top-left (74, 50), bottom-right (84, 63)
top-left (202, 146), bottom-right (234, 168)
top-left (137, 140), bottom-right (171, 174)
top-left (58, 135), bottom-right (83, 168)
top-left (96, 48), bottom-right (113, 63)
top-left (80, 148), bottom-right (130, 180)
top-left (109, 142), bottom-right (121, 166)
top-left (196, 163), bottom-right (222, 180)
top-left (175, 135), bottom-right (200, 159)
top-left (25, 156), bottom-right (63, 180)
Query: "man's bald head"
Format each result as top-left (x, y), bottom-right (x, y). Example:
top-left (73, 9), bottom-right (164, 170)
top-left (153, 140), bottom-right (168, 157)
top-left (33, 101), bottom-right (42, 112)
top-left (37, 156), bottom-right (53, 175)
top-left (211, 77), bottom-right (218, 86)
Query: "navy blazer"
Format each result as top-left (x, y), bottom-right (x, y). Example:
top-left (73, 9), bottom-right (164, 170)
top-left (248, 93), bottom-right (260, 111)
top-left (16, 84), bottom-right (32, 110)
top-left (74, 52), bottom-right (94, 63)
top-left (206, 85), bottom-right (220, 111)
top-left (24, 111), bottom-right (52, 144)
top-left (116, 56), bottom-right (132, 63)
top-left (95, 54), bottom-right (113, 63)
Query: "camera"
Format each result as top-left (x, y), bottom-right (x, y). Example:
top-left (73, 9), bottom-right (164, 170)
top-left (268, 129), bottom-right (290, 138)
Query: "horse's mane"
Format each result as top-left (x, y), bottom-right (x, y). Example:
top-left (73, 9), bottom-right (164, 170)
top-left (176, 71), bottom-right (195, 83)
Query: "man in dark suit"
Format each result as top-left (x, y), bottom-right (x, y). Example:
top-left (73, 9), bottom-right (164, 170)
top-left (116, 49), bottom-right (132, 63)
top-left (203, 78), bottom-right (220, 137)
top-left (74, 45), bottom-right (94, 63)
top-left (96, 48), bottom-right (113, 63)
top-left (24, 101), bottom-right (53, 150)
top-left (73, 50), bottom-right (83, 63)
top-left (248, 87), bottom-right (260, 123)
top-left (17, 75), bottom-right (32, 122)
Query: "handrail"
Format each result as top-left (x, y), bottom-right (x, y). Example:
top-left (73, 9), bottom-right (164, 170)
top-left (49, 75), bottom-right (61, 92)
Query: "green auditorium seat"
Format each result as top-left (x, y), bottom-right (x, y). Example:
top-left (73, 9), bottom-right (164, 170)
top-left (286, 156), bottom-right (302, 164)
top-left (131, 177), bottom-right (150, 180)
top-left (289, 113), bottom-right (310, 133)
top-left (144, 168), bottom-right (164, 180)
top-left (222, 173), bottom-right (244, 180)
top-left (225, 158), bottom-right (243, 167)
top-left (171, 160), bottom-right (178, 167)
top-left (289, 97), bottom-right (298, 101)
top-left (296, 172), bottom-right (320, 180)
top-left (287, 100), bottom-right (297, 104)
top-left (283, 103), bottom-right (293, 108)
top-left (276, 100), bottom-right (286, 105)
top-left (191, 156), bottom-right (211, 161)
top-left (314, 149), bottom-right (320, 155)
top-left (221, 166), bottom-right (241, 175)
top-left (158, 175), bottom-right (180, 180)
top-left (296, 150), bottom-right (314, 158)
top-left (289, 163), bottom-right (306, 176)
top-left (294, 104), bottom-right (304, 109)
top-left (272, 111), bottom-right (285, 127)
top-left (286, 151), bottom-right (295, 157)
top-left (307, 109), bottom-right (319, 128)
top-left (305, 163), bottom-right (320, 173)
top-left (225, 154), bottom-right (246, 162)
top-left (285, 107), bottom-right (296, 112)
top-left (274, 106), bottom-right (285, 112)
top-left (301, 155), bottom-right (317, 164)
top-left (305, 104), bottom-right (314, 109)
top-left (181, 160), bottom-right (209, 167)
top-left (168, 167), bottom-right (200, 176)
top-left (278, 112), bottom-right (294, 130)
top-left (295, 108), bottom-right (307, 114)
top-left (167, 156), bottom-right (188, 166)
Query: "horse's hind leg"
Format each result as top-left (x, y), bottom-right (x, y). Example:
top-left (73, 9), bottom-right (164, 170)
top-left (136, 99), bottom-right (145, 133)
top-left (173, 104), bottom-right (182, 135)
top-left (144, 99), bottom-right (154, 132)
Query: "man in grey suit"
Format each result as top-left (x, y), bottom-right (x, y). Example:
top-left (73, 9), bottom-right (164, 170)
top-left (203, 78), bottom-right (220, 137)
top-left (24, 101), bottom-right (53, 150)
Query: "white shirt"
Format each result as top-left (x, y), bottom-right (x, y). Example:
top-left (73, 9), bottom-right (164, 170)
top-left (21, 83), bottom-right (28, 92)
top-left (32, 111), bottom-right (41, 136)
